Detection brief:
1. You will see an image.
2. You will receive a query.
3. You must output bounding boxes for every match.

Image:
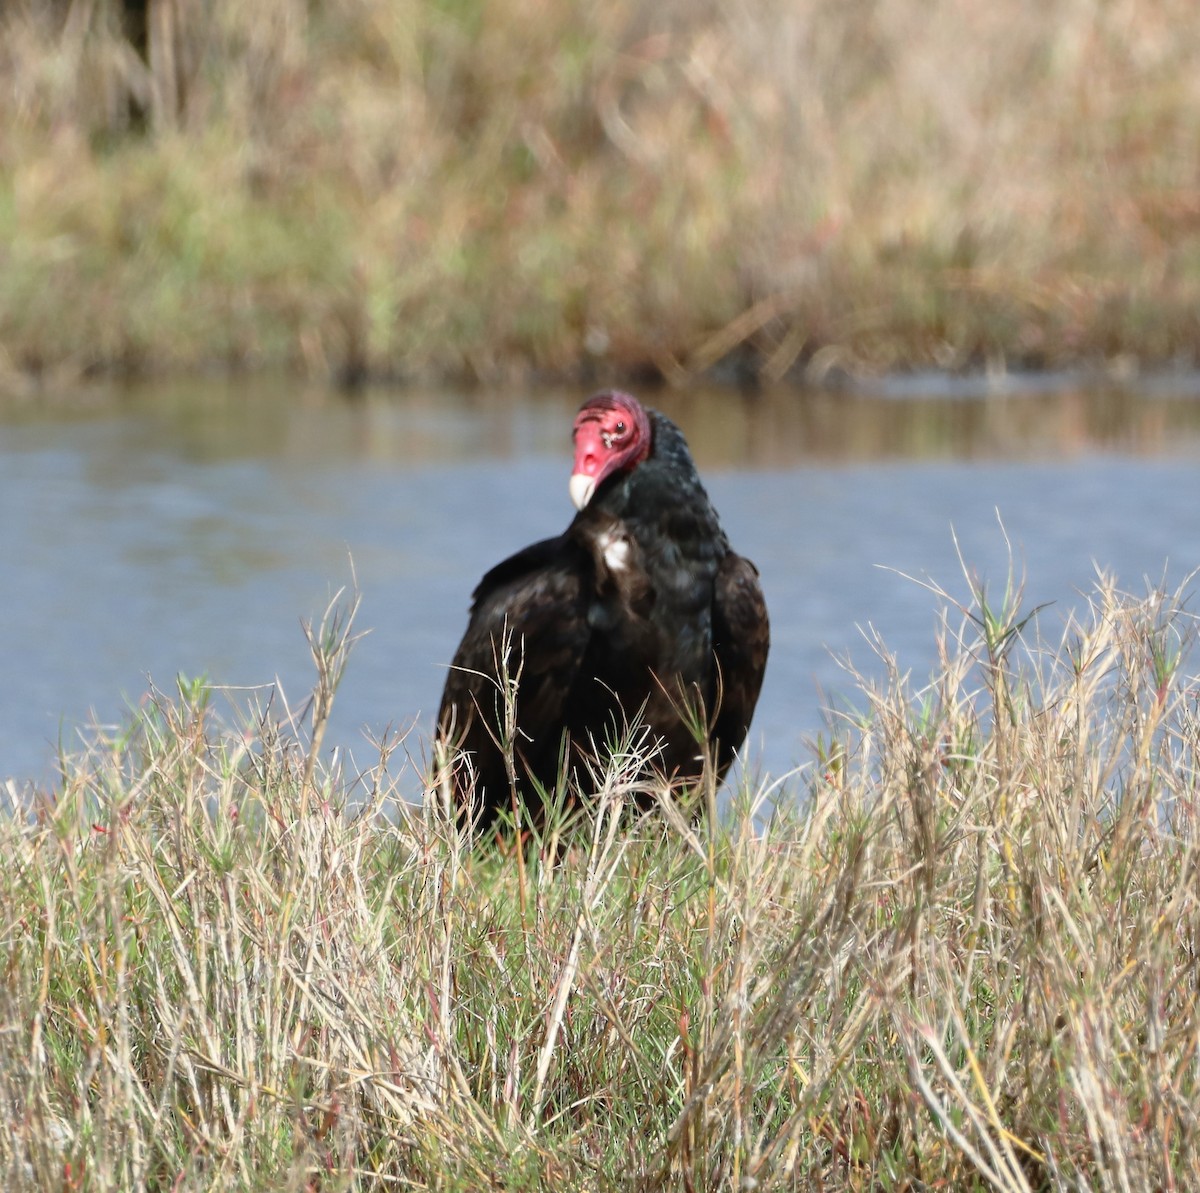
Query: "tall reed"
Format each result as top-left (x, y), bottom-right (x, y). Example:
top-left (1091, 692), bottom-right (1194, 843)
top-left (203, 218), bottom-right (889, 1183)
top-left (3, 566), bottom-right (1200, 1187)
top-left (3, 0), bottom-right (1199, 385)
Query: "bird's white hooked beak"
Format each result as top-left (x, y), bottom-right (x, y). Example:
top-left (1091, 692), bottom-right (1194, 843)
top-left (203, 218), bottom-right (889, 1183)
top-left (569, 473), bottom-right (596, 510)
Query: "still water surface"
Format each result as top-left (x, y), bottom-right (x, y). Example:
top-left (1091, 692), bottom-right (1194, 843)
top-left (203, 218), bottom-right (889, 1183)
top-left (4, 377), bottom-right (1200, 794)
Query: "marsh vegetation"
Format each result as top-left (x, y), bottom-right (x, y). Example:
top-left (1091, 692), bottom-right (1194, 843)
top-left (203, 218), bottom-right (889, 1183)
top-left (5, 568), bottom-right (1200, 1188)
top-left (4, 0), bottom-right (1200, 387)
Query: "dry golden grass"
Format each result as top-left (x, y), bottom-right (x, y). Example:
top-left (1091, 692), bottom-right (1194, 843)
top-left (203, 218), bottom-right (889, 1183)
top-left (4, 565), bottom-right (1200, 1188)
top-left (2, 0), bottom-right (1199, 387)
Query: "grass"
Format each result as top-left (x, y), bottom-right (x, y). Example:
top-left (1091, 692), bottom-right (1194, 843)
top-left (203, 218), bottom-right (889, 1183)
top-left (3, 0), bottom-right (1200, 389)
top-left (5, 563), bottom-right (1200, 1189)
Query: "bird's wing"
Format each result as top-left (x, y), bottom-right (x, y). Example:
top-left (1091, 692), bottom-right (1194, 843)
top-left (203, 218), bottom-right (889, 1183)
top-left (709, 552), bottom-right (770, 777)
top-left (436, 535), bottom-right (594, 813)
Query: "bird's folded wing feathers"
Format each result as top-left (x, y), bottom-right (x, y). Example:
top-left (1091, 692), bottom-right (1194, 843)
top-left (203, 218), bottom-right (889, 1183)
top-left (710, 552), bottom-right (770, 772)
top-left (439, 536), bottom-right (592, 764)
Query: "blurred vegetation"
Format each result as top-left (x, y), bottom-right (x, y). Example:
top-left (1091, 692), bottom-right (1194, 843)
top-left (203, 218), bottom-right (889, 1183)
top-left (3, 0), bottom-right (1200, 388)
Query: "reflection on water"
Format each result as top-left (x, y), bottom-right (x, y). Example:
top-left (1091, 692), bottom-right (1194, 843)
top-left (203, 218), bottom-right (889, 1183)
top-left (4, 376), bottom-right (1200, 792)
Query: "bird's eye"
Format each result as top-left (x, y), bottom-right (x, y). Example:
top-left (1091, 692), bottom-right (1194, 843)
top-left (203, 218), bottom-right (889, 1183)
top-left (615, 421), bottom-right (626, 435)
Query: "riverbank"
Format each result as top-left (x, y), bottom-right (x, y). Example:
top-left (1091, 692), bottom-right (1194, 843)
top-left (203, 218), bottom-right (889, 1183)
top-left (4, 574), bottom-right (1200, 1188)
top-left (3, 0), bottom-right (1200, 392)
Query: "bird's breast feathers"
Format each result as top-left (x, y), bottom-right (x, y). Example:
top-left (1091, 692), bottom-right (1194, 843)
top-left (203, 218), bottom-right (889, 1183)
top-left (594, 526), bottom-right (631, 572)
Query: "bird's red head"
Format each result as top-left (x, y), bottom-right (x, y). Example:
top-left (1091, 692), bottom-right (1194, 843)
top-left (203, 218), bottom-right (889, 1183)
top-left (569, 391), bottom-right (652, 510)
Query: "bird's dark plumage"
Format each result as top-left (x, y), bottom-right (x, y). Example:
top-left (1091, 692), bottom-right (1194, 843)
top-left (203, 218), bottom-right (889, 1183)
top-left (436, 391), bottom-right (769, 828)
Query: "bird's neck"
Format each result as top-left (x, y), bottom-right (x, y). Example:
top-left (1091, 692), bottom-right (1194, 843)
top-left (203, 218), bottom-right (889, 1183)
top-left (580, 454), bottom-right (728, 559)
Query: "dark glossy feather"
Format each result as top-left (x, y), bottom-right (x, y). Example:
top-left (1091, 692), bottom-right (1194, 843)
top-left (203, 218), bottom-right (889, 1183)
top-left (710, 553), bottom-right (771, 777)
top-left (436, 400), bottom-right (769, 829)
top-left (437, 536), bottom-right (592, 819)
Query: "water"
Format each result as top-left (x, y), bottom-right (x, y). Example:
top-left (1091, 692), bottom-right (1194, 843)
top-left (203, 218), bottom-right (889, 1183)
top-left (4, 377), bottom-right (1200, 794)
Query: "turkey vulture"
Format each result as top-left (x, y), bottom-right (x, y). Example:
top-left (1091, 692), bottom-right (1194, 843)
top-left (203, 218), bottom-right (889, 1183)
top-left (436, 390), bottom-right (769, 828)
